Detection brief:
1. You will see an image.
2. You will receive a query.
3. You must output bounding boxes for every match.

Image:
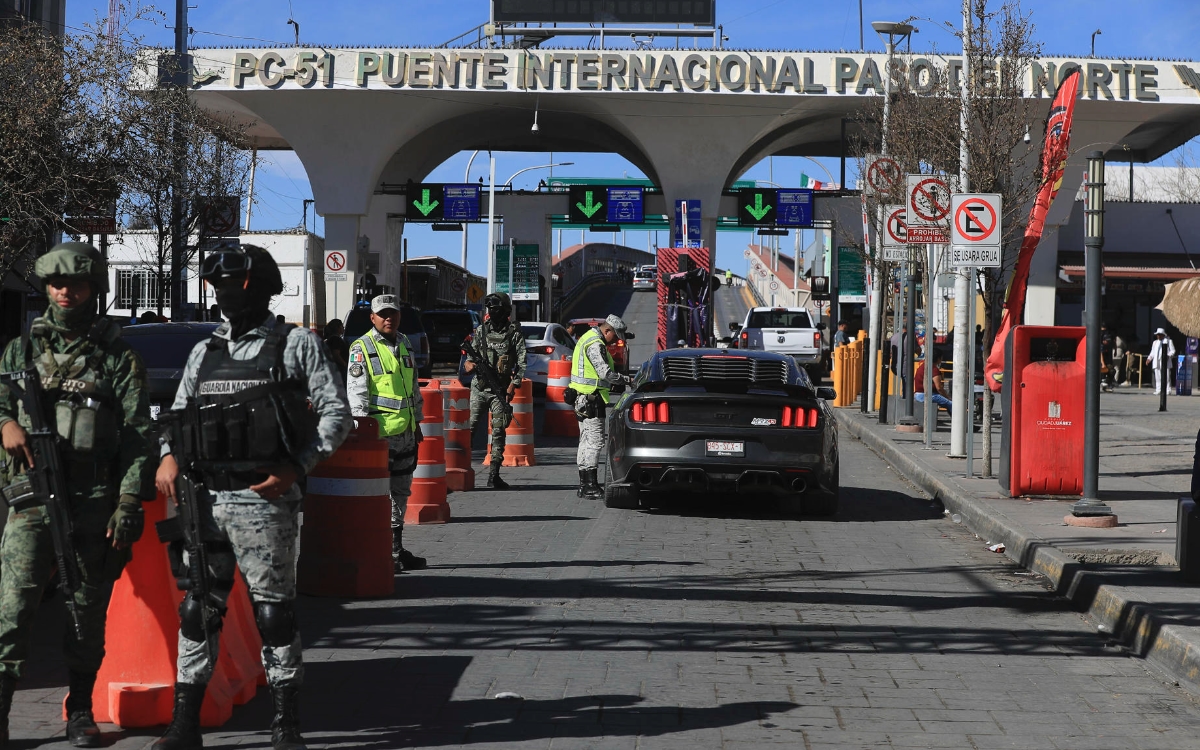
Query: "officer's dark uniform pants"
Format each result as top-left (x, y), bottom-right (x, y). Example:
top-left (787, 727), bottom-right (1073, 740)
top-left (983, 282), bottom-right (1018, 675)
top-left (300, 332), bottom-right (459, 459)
top-left (0, 500), bottom-right (119, 679)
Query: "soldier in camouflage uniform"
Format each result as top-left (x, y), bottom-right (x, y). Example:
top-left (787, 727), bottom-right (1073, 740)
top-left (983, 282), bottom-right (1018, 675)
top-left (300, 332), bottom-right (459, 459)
top-left (0, 242), bottom-right (156, 747)
top-left (570, 315), bottom-right (633, 499)
top-left (153, 245), bottom-right (350, 750)
top-left (464, 293), bottom-right (525, 489)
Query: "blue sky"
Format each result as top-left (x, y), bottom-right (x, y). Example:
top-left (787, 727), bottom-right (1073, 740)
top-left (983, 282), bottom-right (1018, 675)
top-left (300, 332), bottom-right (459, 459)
top-left (68, 0), bottom-right (1200, 278)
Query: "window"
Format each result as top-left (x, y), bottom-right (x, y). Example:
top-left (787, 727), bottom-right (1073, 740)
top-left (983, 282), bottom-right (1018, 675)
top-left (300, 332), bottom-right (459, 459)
top-left (116, 269), bottom-right (170, 310)
top-left (747, 310), bottom-right (813, 329)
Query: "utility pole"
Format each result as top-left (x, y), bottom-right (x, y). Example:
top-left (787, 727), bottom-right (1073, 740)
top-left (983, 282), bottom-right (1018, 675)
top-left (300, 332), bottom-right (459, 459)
top-left (1072, 152), bottom-right (1113, 519)
top-left (950, 0), bottom-right (973, 458)
top-left (169, 0), bottom-right (190, 320)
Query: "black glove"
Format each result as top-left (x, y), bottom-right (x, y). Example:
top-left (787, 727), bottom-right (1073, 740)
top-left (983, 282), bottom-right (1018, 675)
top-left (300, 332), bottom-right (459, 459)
top-left (414, 424), bottom-right (424, 444)
top-left (107, 495), bottom-right (145, 547)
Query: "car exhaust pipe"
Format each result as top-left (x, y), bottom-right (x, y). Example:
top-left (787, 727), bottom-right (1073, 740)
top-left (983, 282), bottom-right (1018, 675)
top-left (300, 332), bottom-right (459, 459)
top-left (637, 470), bottom-right (655, 487)
top-left (790, 477), bottom-right (808, 493)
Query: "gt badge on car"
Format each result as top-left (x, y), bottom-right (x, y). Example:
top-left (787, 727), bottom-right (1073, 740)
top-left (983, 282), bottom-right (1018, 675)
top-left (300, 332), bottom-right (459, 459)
top-left (751, 417), bottom-right (777, 426)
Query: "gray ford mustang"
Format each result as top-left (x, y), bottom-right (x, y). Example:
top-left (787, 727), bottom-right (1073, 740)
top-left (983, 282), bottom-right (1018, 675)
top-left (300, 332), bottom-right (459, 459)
top-left (603, 348), bottom-right (839, 515)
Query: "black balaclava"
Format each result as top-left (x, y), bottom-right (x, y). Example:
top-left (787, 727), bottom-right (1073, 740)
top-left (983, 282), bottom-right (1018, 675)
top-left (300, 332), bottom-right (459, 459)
top-left (217, 282), bottom-right (273, 339)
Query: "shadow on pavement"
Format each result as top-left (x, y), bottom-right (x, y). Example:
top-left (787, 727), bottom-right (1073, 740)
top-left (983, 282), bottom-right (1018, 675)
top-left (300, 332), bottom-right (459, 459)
top-left (639, 488), bottom-right (943, 524)
top-left (447, 515), bottom-right (592, 524)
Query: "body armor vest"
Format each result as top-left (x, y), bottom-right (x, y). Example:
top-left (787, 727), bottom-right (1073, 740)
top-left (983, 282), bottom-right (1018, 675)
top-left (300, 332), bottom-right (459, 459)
top-left (177, 324), bottom-right (316, 475)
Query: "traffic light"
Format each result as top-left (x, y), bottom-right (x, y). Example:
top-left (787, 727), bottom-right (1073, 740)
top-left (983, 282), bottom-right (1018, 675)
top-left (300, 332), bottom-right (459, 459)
top-left (406, 184), bottom-right (446, 222)
top-left (737, 188), bottom-right (777, 226)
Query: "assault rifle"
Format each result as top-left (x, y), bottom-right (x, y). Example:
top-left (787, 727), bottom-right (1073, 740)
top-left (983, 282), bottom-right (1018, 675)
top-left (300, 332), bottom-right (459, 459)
top-left (0, 368), bottom-right (84, 639)
top-left (460, 338), bottom-right (514, 421)
top-left (156, 402), bottom-right (220, 665)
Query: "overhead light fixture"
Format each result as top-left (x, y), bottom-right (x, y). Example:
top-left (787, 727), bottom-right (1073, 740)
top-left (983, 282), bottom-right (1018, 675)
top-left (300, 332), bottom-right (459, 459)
top-left (531, 95), bottom-right (540, 133)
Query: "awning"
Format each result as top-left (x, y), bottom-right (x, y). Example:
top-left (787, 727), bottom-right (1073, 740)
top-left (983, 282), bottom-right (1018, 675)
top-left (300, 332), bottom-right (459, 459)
top-left (1059, 265), bottom-right (1200, 281)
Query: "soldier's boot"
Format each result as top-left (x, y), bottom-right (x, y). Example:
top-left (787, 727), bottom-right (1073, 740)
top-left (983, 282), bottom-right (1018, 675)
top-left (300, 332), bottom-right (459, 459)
top-left (270, 681), bottom-right (306, 750)
top-left (392, 526), bottom-right (427, 572)
top-left (576, 469), bottom-right (590, 497)
top-left (486, 465), bottom-right (509, 490)
top-left (0, 672), bottom-right (16, 747)
top-left (65, 671), bottom-right (102, 747)
top-left (152, 682), bottom-right (207, 750)
top-left (584, 469), bottom-right (604, 499)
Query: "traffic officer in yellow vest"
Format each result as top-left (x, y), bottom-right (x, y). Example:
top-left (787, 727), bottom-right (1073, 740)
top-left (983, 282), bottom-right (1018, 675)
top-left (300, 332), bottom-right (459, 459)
top-left (346, 295), bottom-right (427, 572)
top-left (570, 314), bottom-right (632, 499)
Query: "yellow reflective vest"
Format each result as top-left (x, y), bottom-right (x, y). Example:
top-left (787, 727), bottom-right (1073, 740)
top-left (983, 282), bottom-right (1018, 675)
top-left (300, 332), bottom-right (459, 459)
top-left (351, 331), bottom-right (417, 437)
top-left (570, 328), bottom-right (614, 402)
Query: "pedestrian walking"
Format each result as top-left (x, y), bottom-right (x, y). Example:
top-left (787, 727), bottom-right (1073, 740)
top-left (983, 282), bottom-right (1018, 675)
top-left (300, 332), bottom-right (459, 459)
top-left (152, 244), bottom-right (351, 750)
top-left (464, 293), bottom-right (525, 489)
top-left (1113, 331), bottom-right (1129, 385)
top-left (0, 243), bottom-right (157, 747)
top-left (1150, 328), bottom-right (1177, 395)
top-left (570, 315), bottom-right (634, 499)
top-left (346, 295), bottom-right (426, 573)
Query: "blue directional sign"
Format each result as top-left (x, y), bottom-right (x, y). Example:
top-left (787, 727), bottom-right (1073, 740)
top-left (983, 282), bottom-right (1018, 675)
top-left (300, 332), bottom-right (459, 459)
top-left (606, 187), bottom-right (644, 223)
top-left (673, 199), bottom-right (702, 248)
top-left (442, 184), bottom-right (481, 222)
top-left (776, 188), bottom-right (814, 227)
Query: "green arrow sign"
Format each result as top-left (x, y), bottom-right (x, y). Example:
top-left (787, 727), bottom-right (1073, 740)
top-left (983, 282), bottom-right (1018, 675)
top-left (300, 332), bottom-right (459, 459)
top-left (576, 190), bottom-right (603, 219)
top-left (412, 189), bottom-right (440, 217)
top-left (745, 193), bottom-right (772, 221)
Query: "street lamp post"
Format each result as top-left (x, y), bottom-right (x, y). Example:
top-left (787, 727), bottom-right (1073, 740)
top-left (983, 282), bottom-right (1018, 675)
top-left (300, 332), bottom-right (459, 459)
top-left (486, 160), bottom-right (574, 295)
top-left (462, 149), bottom-right (479, 269)
top-left (1072, 152), bottom-right (1113, 519)
top-left (872, 21), bottom-right (914, 423)
top-left (951, 1), bottom-right (973, 458)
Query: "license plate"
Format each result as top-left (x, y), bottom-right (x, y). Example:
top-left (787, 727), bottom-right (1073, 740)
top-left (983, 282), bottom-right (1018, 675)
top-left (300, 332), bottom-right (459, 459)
top-left (706, 440), bottom-right (744, 457)
top-left (437, 336), bottom-right (452, 343)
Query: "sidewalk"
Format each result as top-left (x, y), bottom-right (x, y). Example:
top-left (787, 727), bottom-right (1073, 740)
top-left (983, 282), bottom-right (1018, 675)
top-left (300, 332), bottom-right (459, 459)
top-left (840, 387), bottom-right (1200, 694)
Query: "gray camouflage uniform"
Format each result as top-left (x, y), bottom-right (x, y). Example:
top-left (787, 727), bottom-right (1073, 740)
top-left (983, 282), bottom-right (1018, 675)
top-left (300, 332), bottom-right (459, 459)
top-left (467, 322), bottom-right (525, 465)
top-left (576, 330), bottom-right (623, 471)
top-left (345, 329), bottom-right (423, 527)
top-left (166, 315), bottom-right (351, 686)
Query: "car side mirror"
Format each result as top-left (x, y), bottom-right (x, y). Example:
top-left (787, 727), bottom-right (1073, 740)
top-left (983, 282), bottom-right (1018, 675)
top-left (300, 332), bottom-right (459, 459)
top-left (816, 386), bottom-right (836, 400)
top-left (624, 331), bottom-right (636, 340)
top-left (816, 322), bottom-right (828, 331)
top-left (729, 322), bottom-right (742, 332)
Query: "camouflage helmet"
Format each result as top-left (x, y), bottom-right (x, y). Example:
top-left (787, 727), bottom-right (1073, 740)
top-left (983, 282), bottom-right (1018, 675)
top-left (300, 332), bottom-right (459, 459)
top-left (199, 243), bottom-right (283, 296)
top-left (34, 242), bottom-right (108, 293)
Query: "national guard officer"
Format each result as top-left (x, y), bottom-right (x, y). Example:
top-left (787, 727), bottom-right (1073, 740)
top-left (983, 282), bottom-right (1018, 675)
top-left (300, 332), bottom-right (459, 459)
top-left (0, 242), bottom-right (156, 747)
top-left (153, 244), bottom-right (351, 750)
top-left (345, 294), bottom-right (426, 572)
top-left (570, 315), bottom-right (632, 499)
top-left (464, 292), bottom-right (525, 489)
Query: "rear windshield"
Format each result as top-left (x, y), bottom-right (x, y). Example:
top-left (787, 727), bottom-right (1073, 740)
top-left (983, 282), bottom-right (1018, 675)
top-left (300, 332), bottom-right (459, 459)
top-left (634, 271), bottom-right (653, 279)
top-left (422, 312), bottom-right (474, 338)
top-left (345, 306), bottom-right (423, 339)
top-left (124, 333), bottom-right (210, 369)
top-left (747, 310), bottom-right (813, 329)
top-left (521, 324), bottom-right (548, 341)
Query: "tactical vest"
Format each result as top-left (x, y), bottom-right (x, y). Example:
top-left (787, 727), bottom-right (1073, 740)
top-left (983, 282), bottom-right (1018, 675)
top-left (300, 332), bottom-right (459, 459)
top-left (352, 332), bottom-right (416, 437)
top-left (23, 318), bottom-right (121, 456)
top-left (177, 324), bottom-right (316, 479)
top-left (570, 328), bottom-right (613, 401)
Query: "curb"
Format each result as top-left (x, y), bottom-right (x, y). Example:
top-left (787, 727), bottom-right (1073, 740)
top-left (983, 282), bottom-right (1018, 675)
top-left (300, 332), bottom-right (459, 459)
top-left (840, 409), bottom-right (1200, 695)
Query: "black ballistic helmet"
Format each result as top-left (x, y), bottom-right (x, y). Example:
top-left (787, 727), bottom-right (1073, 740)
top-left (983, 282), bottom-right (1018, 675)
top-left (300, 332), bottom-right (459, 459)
top-left (199, 243), bottom-right (283, 295)
top-left (483, 292), bottom-right (512, 314)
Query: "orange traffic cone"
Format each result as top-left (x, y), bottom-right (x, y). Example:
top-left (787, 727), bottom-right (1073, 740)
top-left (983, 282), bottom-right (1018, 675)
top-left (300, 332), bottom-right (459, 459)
top-left (85, 492), bottom-right (264, 728)
top-left (298, 418), bottom-right (393, 597)
top-left (485, 379), bottom-right (536, 467)
top-left (407, 380), bottom-right (451, 524)
top-left (443, 381), bottom-right (475, 491)
top-left (542, 358), bottom-right (578, 437)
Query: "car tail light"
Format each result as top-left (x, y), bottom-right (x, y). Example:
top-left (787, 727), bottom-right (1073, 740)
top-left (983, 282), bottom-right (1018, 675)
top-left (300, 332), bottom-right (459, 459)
top-left (527, 345), bottom-right (555, 355)
top-left (631, 400), bottom-right (671, 424)
top-left (740, 331), bottom-right (748, 344)
top-left (813, 332), bottom-right (821, 343)
top-left (781, 406), bottom-right (820, 428)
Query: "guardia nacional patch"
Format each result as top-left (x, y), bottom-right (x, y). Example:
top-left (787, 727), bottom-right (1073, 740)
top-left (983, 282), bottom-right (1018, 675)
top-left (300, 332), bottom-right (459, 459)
top-left (349, 363), bottom-right (364, 378)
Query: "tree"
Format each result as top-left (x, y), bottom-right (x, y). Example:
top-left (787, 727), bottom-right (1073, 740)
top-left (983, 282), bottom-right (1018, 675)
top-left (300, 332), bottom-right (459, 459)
top-left (855, 0), bottom-right (1043, 472)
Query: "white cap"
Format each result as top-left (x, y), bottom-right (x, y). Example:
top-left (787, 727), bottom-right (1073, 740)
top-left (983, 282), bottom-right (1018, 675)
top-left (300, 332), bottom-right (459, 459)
top-left (1155, 327), bottom-right (1167, 336)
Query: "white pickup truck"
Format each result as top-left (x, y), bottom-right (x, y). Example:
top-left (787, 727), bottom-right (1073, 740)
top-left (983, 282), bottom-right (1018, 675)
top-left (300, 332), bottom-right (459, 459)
top-left (731, 307), bottom-right (826, 380)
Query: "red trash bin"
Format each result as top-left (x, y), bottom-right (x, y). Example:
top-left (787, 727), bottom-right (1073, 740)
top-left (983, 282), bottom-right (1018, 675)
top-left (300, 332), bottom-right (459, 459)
top-left (1007, 326), bottom-right (1086, 497)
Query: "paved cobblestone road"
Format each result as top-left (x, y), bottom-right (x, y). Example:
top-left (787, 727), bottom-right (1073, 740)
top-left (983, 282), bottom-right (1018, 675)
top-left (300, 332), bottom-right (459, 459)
top-left (14, 437), bottom-right (1200, 748)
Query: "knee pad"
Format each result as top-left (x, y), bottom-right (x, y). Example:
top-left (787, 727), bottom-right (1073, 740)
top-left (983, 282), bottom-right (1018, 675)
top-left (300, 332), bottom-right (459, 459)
top-left (254, 601), bottom-right (298, 648)
top-left (178, 594), bottom-right (225, 644)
